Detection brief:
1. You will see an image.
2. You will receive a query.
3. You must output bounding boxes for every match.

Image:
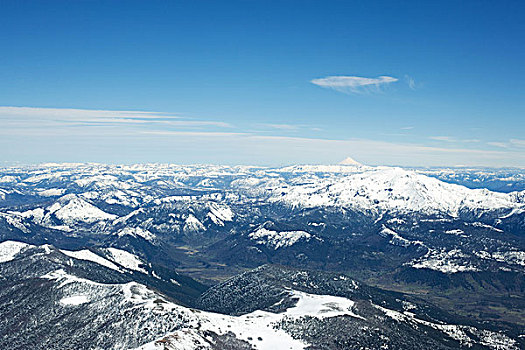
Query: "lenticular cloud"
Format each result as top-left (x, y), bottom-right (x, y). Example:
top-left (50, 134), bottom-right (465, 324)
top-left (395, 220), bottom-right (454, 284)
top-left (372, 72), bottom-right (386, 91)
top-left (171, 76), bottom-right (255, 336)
top-left (311, 75), bottom-right (398, 94)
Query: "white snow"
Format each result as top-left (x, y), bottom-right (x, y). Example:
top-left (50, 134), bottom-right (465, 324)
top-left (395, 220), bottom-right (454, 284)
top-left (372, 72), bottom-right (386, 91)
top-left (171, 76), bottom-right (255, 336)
top-left (116, 226), bottom-right (156, 241)
top-left (105, 247), bottom-right (147, 273)
top-left (445, 229), bottom-right (465, 236)
top-left (60, 249), bottom-right (122, 272)
top-left (0, 175), bottom-right (18, 183)
top-left (268, 167), bottom-right (523, 216)
top-left (207, 202), bottom-right (234, 226)
top-left (59, 295), bottom-right (90, 306)
top-left (411, 249), bottom-right (479, 273)
top-left (0, 212), bottom-right (30, 233)
top-left (140, 290), bottom-right (362, 350)
top-left (373, 303), bottom-right (518, 349)
top-left (475, 250), bottom-right (525, 267)
top-left (133, 289), bottom-right (363, 350)
top-left (282, 290), bottom-right (363, 319)
top-left (197, 290), bottom-right (362, 350)
top-left (42, 269), bottom-right (103, 287)
top-left (0, 241), bottom-right (29, 263)
top-left (379, 226), bottom-right (423, 247)
top-left (249, 228), bottom-right (312, 249)
top-left (17, 208), bottom-right (45, 224)
top-left (37, 188), bottom-right (66, 197)
top-left (183, 214), bottom-right (205, 233)
top-left (470, 222), bottom-right (504, 232)
top-left (49, 194), bottom-right (117, 224)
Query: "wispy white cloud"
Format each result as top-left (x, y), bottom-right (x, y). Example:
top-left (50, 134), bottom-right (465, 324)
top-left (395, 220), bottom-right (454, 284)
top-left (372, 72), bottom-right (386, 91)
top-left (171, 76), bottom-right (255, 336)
top-left (0, 106), bottom-right (232, 133)
top-left (488, 142), bottom-right (509, 148)
top-left (78, 118), bottom-right (231, 128)
top-left (488, 139), bottom-right (525, 149)
top-left (142, 131), bottom-right (247, 137)
top-left (258, 123), bottom-right (323, 132)
top-left (1, 106), bottom-right (523, 167)
top-left (404, 75), bottom-right (416, 90)
top-left (430, 136), bottom-right (480, 143)
top-left (381, 133), bottom-right (409, 137)
top-left (0, 106), bottom-right (171, 120)
top-left (510, 139), bottom-right (525, 147)
top-left (429, 136), bottom-right (455, 142)
top-left (311, 75), bottom-right (398, 94)
top-left (400, 126), bottom-right (414, 130)
top-left (259, 123), bottom-right (299, 130)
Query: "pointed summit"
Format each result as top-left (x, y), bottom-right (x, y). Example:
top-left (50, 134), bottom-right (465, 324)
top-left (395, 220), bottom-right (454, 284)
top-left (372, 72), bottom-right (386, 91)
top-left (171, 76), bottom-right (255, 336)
top-left (338, 157), bottom-right (362, 166)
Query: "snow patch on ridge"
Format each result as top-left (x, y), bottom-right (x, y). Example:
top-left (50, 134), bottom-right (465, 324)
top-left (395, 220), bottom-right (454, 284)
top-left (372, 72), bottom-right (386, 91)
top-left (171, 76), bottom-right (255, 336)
top-left (60, 295), bottom-right (90, 306)
top-left (105, 247), bottom-right (147, 273)
top-left (60, 249), bottom-right (122, 272)
top-left (379, 226), bottom-right (423, 247)
top-left (249, 228), bottom-right (313, 249)
top-left (116, 226), bottom-right (156, 241)
top-left (136, 289), bottom-right (362, 350)
top-left (183, 214), bottom-right (205, 233)
top-left (0, 241), bottom-right (29, 263)
top-left (373, 303), bottom-right (518, 349)
top-left (411, 249), bottom-right (479, 273)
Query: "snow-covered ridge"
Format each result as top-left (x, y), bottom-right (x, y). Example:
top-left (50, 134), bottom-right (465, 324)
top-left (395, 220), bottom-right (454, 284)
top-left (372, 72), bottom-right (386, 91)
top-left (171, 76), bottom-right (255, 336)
top-left (116, 226), bottom-right (156, 241)
top-left (105, 247), bottom-right (147, 273)
top-left (373, 304), bottom-right (518, 349)
top-left (249, 227), bottom-right (314, 249)
top-left (137, 289), bottom-right (362, 350)
top-left (206, 202), bottom-right (234, 226)
top-left (0, 240), bottom-right (29, 262)
top-left (40, 265), bottom-right (362, 350)
top-left (60, 249), bottom-right (122, 272)
top-left (0, 240), bottom-right (150, 276)
top-left (410, 248), bottom-right (480, 274)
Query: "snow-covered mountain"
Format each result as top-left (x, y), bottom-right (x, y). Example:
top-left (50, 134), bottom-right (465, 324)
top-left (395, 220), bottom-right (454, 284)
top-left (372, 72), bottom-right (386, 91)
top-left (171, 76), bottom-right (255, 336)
top-left (266, 166), bottom-right (523, 216)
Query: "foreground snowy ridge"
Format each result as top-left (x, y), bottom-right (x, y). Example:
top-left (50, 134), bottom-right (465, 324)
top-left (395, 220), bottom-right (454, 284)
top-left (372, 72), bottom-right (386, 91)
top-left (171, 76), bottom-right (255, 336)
top-left (0, 241), bottom-right (364, 350)
top-left (0, 240), bottom-right (521, 349)
top-left (137, 290), bottom-right (363, 350)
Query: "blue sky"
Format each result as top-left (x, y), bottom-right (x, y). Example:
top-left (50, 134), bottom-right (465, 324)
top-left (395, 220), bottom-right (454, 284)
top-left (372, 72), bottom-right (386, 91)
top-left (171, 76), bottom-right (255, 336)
top-left (1, 0), bottom-right (524, 167)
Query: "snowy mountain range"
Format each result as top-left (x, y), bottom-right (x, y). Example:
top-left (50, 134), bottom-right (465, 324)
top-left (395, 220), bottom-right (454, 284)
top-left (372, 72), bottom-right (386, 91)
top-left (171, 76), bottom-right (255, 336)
top-left (0, 162), bottom-right (524, 349)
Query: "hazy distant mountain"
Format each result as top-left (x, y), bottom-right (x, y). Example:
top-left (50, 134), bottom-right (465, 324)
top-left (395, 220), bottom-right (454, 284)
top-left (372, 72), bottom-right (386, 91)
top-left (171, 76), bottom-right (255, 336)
top-left (338, 156), bottom-right (363, 166)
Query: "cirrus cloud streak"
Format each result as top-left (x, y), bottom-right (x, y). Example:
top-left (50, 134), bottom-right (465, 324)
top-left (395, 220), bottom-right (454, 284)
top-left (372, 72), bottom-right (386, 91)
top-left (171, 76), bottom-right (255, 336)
top-left (311, 75), bottom-right (398, 94)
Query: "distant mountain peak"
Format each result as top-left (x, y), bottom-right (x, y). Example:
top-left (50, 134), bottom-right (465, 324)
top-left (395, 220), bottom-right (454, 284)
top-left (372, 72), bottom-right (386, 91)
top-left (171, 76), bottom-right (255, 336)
top-left (339, 157), bottom-right (362, 166)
